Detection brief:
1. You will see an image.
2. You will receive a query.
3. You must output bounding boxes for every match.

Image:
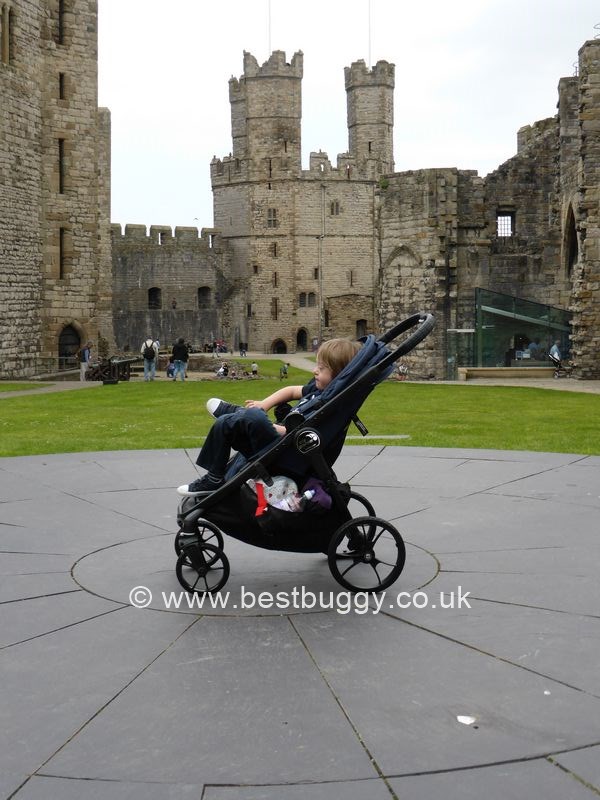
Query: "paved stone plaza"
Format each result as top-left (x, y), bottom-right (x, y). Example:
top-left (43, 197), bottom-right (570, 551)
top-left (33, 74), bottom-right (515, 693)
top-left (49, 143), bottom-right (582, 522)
top-left (1, 445), bottom-right (599, 798)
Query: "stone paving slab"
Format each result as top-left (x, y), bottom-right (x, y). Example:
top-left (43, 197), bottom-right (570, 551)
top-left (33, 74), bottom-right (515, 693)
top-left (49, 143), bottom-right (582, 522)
top-left (1, 445), bottom-right (599, 798)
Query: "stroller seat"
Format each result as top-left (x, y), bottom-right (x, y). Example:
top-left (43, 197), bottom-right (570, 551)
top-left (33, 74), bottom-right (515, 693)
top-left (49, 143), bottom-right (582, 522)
top-left (174, 312), bottom-right (435, 595)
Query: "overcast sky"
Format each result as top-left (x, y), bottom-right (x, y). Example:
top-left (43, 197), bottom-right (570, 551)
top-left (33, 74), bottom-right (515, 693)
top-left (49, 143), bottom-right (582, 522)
top-left (98, 0), bottom-right (600, 231)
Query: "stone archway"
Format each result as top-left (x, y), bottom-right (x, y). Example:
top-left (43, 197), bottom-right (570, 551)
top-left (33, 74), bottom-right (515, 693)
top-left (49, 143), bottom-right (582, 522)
top-left (296, 328), bottom-right (308, 351)
top-left (272, 338), bottom-right (287, 354)
top-left (58, 324), bottom-right (81, 369)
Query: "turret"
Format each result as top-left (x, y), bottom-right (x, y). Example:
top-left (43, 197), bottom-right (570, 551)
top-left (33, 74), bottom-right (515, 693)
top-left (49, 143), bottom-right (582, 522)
top-left (221, 50), bottom-right (303, 182)
top-left (345, 59), bottom-right (395, 178)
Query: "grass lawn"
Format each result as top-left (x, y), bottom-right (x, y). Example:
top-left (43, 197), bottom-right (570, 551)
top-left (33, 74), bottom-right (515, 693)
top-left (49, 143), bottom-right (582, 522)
top-left (0, 383), bottom-right (53, 393)
top-left (0, 373), bottom-right (599, 457)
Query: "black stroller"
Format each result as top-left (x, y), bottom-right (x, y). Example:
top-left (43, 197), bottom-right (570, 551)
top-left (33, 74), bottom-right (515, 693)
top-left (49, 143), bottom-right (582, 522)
top-left (548, 352), bottom-right (572, 378)
top-left (174, 313), bottom-right (435, 595)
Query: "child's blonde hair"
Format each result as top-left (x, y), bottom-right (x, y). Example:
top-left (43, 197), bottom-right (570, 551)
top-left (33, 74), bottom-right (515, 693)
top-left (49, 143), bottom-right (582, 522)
top-left (316, 338), bottom-right (362, 378)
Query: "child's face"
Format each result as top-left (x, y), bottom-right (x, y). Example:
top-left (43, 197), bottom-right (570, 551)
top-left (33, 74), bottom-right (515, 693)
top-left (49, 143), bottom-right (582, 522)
top-left (313, 360), bottom-right (333, 390)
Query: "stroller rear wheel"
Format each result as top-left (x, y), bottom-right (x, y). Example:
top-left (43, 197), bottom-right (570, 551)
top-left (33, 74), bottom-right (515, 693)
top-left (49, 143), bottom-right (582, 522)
top-left (174, 519), bottom-right (224, 557)
top-left (176, 542), bottom-right (230, 594)
top-left (328, 516), bottom-right (406, 593)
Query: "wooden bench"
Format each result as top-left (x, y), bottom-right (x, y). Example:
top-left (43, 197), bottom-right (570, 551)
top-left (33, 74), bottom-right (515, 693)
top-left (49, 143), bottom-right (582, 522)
top-left (457, 366), bottom-right (555, 381)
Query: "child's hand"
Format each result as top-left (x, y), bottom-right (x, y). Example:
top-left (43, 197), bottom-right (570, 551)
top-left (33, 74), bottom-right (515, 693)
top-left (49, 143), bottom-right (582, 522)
top-left (244, 400), bottom-right (264, 409)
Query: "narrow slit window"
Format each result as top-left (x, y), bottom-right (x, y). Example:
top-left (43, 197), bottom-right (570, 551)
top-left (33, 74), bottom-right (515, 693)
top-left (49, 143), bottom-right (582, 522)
top-left (58, 138), bottom-right (65, 193)
top-left (273, 271), bottom-right (278, 288)
top-left (59, 227), bottom-right (66, 279)
top-left (57, 0), bottom-right (65, 44)
top-left (59, 72), bottom-right (66, 99)
top-left (271, 297), bottom-right (278, 321)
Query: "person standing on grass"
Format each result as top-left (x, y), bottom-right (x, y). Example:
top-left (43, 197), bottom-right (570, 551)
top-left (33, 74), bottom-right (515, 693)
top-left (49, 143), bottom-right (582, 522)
top-left (171, 337), bottom-right (189, 382)
top-left (79, 342), bottom-right (92, 381)
top-left (141, 337), bottom-right (159, 381)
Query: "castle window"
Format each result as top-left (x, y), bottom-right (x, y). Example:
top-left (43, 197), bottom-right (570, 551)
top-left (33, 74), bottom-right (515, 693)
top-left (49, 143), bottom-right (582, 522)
top-left (356, 319), bottom-right (367, 338)
top-left (235, 158), bottom-right (241, 172)
top-left (273, 271), bottom-right (278, 288)
top-left (1, 4), bottom-right (14, 65)
top-left (314, 267), bottom-right (319, 279)
top-left (330, 200), bottom-right (340, 216)
top-left (197, 286), bottom-right (211, 308)
top-left (307, 292), bottom-right (316, 307)
top-left (148, 287), bottom-right (162, 309)
top-left (247, 304), bottom-right (253, 318)
top-left (299, 292), bottom-right (307, 307)
top-left (348, 269), bottom-right (354, 287)
top-left (57, 0), bottom-right (65, 45)
top-left (271, 242), bottom-right (278, 257)
top-left (58, 138), bottom-right (65, 193)
top-left (267, 208), bottom-right (278, 228)
top-left (368, 141), bottom-right (372, 153)
top-left (59, 227), bottom-right (67, 279)
top-left (253, 264), bottom-right (259, 275)
top-left (565, 205), bottom-right (578, 276)
top-left (59, 72), bottom-right (66, 99)
top-left (284, 140), bottom-right (287, 153)
top-left (271, 297), bottom-right (278, 321)
top-left (268, 159), bottom-right (272, 178)
top-left (324, 309), bottom-right (329, 327)
top-left (496, 211), bottom-right (514, 237)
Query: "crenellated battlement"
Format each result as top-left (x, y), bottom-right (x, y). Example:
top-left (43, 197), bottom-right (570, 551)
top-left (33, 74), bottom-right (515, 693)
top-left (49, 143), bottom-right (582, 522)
top-left (111, 224), bottom-right (221, 249)
top-left (344, 59), bottom-right (395, 90)
top-left (242, 49), bottom-right (303, 79)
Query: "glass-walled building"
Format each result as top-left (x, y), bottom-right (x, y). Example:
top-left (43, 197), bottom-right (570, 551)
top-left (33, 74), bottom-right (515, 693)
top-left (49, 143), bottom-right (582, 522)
top-left (446, 289), bottom-right (571, 378)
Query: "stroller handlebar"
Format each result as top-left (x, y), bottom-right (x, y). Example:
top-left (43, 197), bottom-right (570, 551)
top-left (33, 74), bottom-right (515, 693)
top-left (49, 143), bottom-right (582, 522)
top-left (377, 312), bottom-right (435, 364)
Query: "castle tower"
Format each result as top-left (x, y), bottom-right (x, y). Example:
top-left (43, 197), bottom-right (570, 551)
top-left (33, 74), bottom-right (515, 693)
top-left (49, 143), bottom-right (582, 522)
top-left (0, 0), bottom-right (113, 377)
top-left (345, 59), bottom-right (395, 179)
top-left (212, 51), bottom-right (383, 354)
top-left (234, 50), bottom-right (303, 179)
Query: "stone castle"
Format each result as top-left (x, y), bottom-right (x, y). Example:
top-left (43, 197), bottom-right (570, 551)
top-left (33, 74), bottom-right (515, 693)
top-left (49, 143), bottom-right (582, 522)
top-left (1, 2), bottom-right (599, 378)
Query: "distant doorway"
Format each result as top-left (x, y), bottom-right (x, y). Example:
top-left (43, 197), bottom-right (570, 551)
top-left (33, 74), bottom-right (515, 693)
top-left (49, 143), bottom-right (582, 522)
top-left (58, 324), bottom-right (80, 369)
top-left (272, 338), bottom-right (287, 354)
top-left (296, 328), bottom-right (308, 351)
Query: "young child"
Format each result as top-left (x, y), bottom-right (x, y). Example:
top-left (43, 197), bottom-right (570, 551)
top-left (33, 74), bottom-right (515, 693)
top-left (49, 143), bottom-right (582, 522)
top-left (177, 338), bottom-right (361, 495)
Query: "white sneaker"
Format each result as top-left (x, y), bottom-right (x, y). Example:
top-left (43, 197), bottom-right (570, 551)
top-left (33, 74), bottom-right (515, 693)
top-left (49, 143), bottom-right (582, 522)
top-left (206, 398), bottom-right (242, 418)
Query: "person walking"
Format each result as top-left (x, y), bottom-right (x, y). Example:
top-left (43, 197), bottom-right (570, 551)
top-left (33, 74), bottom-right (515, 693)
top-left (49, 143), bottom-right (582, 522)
top-left (79, 341), bottom-right (92, 381)
top-left (141, 336), bottom-right (159, 381)
top-left (171, 337), bottom-right (189, 382)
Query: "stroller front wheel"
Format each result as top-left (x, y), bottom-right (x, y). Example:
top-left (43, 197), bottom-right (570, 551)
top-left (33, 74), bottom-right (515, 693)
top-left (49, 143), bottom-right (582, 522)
top-left (328, 516), bottom-right (406, 593)
top-left (176, 542), bottom-right (230, 594)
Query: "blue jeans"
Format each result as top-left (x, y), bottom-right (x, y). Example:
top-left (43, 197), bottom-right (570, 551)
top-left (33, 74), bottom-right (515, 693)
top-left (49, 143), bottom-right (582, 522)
top-left (143, 358), bottom-right (156, 381)
top-left (196, 408), bottom-right (280, 477)
top-left (173, 359), bottom-right (186, 381)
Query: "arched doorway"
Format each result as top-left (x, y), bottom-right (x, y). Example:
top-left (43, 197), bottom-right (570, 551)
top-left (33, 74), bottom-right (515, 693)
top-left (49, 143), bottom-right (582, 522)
top-left (272, 338), bottom-right (287, 354)
top-left (58, 324), bottom-right (80, 370)
top-left (296, 328), bottom-right (308, 351)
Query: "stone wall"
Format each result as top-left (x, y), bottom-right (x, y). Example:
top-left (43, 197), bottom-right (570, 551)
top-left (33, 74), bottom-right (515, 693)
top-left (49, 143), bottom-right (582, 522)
top-left (0, 0), bottom-right (113, 378)
top-left (111, 225), bottom-right (233, 352)
top-left (0, 0), bottom-right (44, 377)
top-left (571, 40), bottom-right (600, 379)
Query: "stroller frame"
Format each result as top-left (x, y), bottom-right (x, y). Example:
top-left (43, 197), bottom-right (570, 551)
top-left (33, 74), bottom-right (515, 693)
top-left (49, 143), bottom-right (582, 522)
top-left (548, 352), bottom-right (572, 378)
top-left (174, 313), bottom-right (435, 595)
